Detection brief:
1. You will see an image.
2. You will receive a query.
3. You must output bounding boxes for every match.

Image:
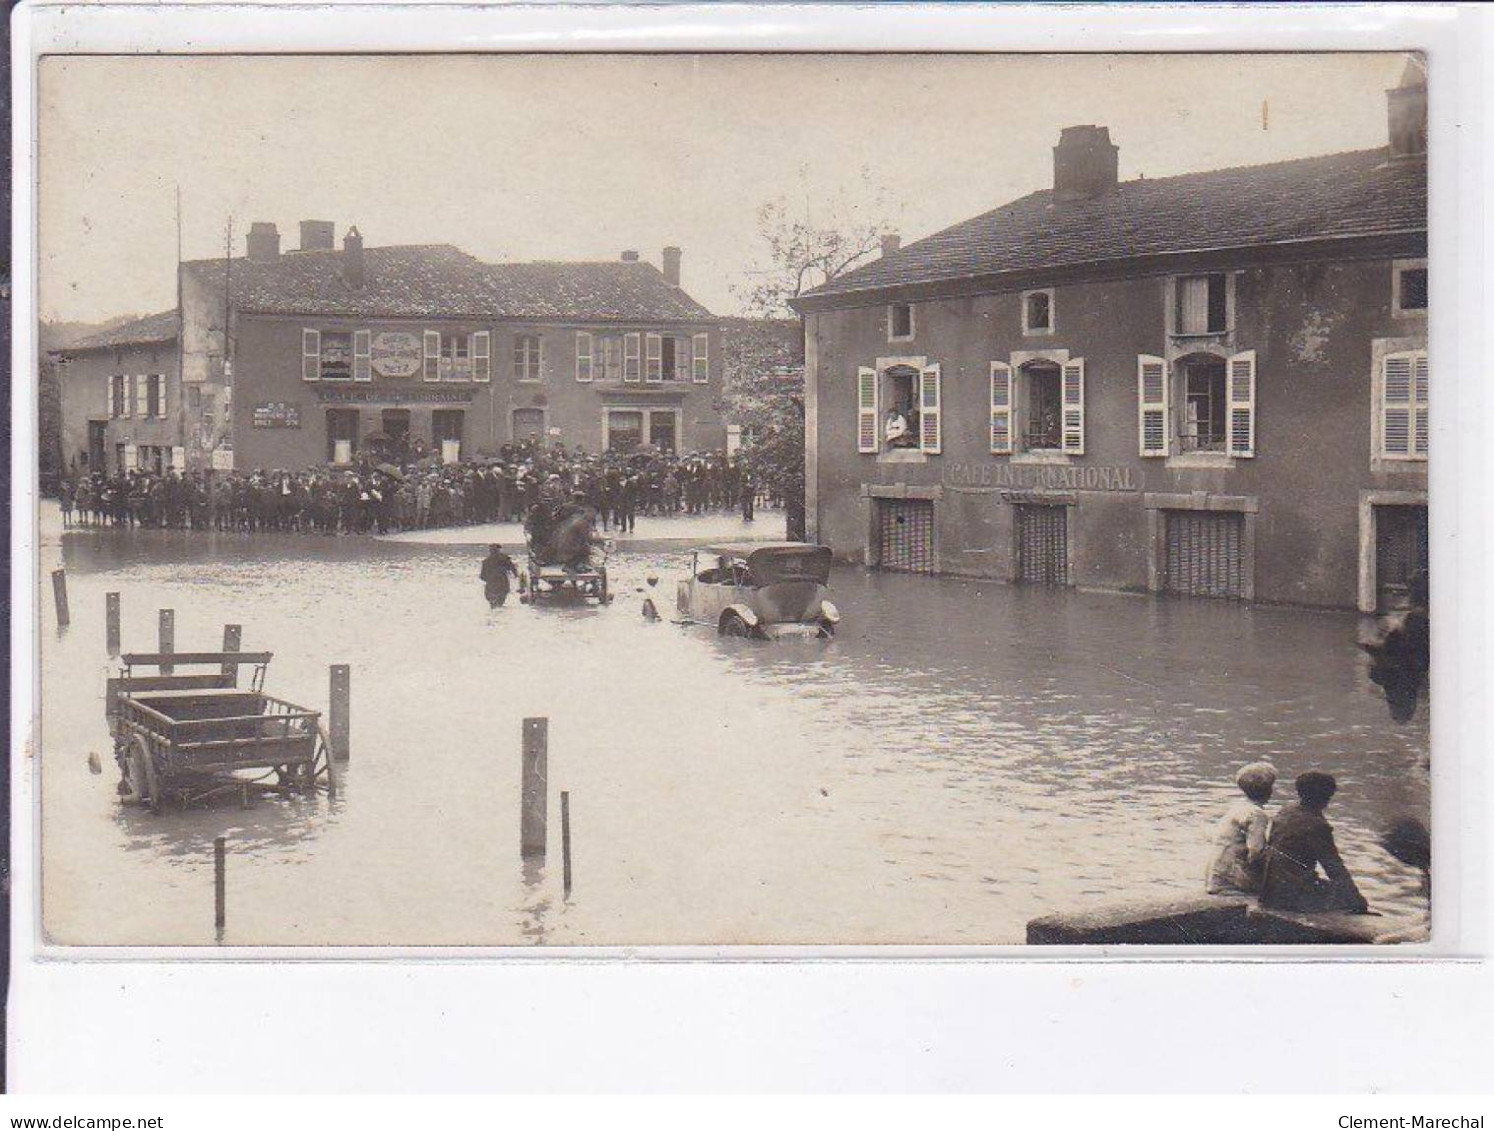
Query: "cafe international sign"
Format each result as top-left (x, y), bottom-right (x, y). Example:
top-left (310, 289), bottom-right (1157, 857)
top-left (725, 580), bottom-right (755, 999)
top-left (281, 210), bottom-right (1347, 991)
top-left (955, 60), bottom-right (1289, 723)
top-left (371, 331), bottom-right (422, 378)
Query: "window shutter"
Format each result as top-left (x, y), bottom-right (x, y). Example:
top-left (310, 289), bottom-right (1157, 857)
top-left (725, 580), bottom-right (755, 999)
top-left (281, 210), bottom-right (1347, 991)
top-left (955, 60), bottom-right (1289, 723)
top-left (135, 374), bottom-right (149, 418)
top-left (472, 331), bottom-right (491, 383)
top-left (107, 376), bottom-right (117, 418)
top-left (302, 329), bottom-right (320, 381)
top-left (692, 332), bottom-right (709, 383)
top-left (353, 330), bottom-right (372, 381)
top-left (645, 333), bottom-right (663, 383)
top-left (989, 361), bottom-right (1013, 454)
top-left (156, 375), bottom-right (167, 419)
top-left (170, 446), bottom-right (185, 472)
top-left (1413, 351), bottom-right (1429, 457)
top-left (1062, 357), bottom-right (1085, 455)
top-left (624, 332), bottom-right (641, 383)
top-left (919, 363), bottom-right (942, 454)
top-left (1137, 354), bottom-right (1169, 457)
top-left (857, 366), bottom-right (879, 453)
top-left (1382, 351), bottom-right (1414, 458)
top-left (575, 331), bottom-right (593, 383)
top-left (1226, 349), bottom-right (1256, 458)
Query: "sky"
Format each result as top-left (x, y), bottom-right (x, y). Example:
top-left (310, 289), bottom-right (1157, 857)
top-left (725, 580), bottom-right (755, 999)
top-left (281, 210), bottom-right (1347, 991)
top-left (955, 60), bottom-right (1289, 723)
top-left (38, 51), bottom-right (1410, 324)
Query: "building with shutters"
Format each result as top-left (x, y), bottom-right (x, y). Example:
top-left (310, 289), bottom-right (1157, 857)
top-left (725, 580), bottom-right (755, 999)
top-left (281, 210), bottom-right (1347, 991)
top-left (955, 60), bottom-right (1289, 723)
top-left (56, 222), bottom-right (724, 476)
top-left (793, 61), bottom-right (1428, 612)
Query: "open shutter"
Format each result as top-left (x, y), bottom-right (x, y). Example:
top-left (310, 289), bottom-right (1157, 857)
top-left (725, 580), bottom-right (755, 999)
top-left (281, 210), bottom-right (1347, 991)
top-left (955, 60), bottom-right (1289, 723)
top-left (645, 333), bottom-right (663, 383)
top-left (989, 361), bottom-right (1013, 454)
top-left (1382, 351), bottom-right (1414, 458)
top-left (692, 332), bottom-right (709, 382)
top-left (1413, 351), bottom-right (1429, 457)
top-left (624, 332), bottom-right (641, 383)
top-left (1138, 354), bottom-right (1169, 457)
top-left (919, 363), bottom-right (942, 454)
top-left (575, 331), bottom-right (593, 383)
top-left (353, 330), bottom-right (372, 381)
top-left (1062, 357), bottom-right (1085, 455)
top-left (857, 366), bottom-right (879, 453)
top-left (107, 376), bottom-right (117, 418)
top-left (423, 330), bottom-right (441, 382)
top-left (1227, 349), bottom-right (1256, 458)
top-left (472, 331), bottom-right (490, 383)
top-left (302, 329), bottom-right (320, 381)
top-left (156, 375), bottom-right (168, 419)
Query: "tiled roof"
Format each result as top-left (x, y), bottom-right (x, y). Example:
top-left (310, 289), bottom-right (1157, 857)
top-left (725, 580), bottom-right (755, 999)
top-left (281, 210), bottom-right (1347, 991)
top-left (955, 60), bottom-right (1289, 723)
top-left (183, 244), bottom-right (714, 321)
top-left (801, 147), bottom-right (1427, 304)
top-left (61, 309), bottom-right (179, 352)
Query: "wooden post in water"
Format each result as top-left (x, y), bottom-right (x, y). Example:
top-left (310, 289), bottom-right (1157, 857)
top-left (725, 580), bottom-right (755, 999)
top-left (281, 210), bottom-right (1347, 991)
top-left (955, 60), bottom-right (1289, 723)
top-left (520, 717), bottom-right (548, 859)
top-left (561, 790), bottom-right (572, 896)
top-left (214, 836), bottom-right (227, 933)
top-left (329, 665), bottom-right (350, 761)
top-left (221, 624), bottom-right (242, 685)
top-left (158, 609), bottom-right (175, 674)
top-left (52, 569), bottom-right (70, 628)
top-left (105, 592), bottom-right (121, 655)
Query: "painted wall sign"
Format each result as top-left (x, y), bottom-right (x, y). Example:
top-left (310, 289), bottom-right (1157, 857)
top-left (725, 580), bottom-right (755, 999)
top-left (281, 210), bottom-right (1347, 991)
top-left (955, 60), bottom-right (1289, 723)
top-left (252, 401), bottom-right (302, 429)
top-left (943, 462), bottom-right (1139, 493)
top-left (371, 331), bottom-right (422, 378)
top-left (317, 387), bottom-right (474, 405)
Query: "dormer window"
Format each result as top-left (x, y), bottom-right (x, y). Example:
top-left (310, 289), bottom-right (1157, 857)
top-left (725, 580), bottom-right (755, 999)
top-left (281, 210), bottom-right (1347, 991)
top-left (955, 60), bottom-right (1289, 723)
top-left (1174, 273), bottom-right (1229, 336)
top-left (1393, 260), bottom-right (1428, 317)
top-left (1023, 289), bottom-right (1055, 335)
top-left (888, 302), bottom-right (914, 342)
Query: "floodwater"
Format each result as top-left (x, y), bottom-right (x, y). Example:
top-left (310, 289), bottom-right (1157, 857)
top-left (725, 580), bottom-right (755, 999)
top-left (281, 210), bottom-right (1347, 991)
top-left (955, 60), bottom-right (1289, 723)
top-left (35, 504), bottom-right (1431, 946)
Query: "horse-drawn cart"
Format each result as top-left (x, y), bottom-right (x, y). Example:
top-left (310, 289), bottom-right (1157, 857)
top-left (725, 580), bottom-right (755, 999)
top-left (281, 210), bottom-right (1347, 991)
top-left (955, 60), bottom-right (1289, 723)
top-left (108, 650), bottom-right (333, 813)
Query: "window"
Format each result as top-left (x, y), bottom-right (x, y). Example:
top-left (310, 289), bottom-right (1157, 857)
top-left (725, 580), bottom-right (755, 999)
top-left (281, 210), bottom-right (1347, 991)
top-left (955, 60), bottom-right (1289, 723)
top-left (303, 329), bottom-right (321, 381)
top-left (1011, 357), bottom-right (1085, 454)
top-left (145, 374), bottom-right (165, 419)
top-left (320, 331), bottom-right (353, 380)
top-left (1138, 351), bottom-right (1255, 459)
top-left (888, 303), bottom-right (914, 342)
top-left (863, 363), bottom-right (942, 455)
top-left (472, 331), bottom-right (491, 383)
top-left (623, 333), bottom-right (641, 383)
top-left (1020, 362), bottom-right (1063, 451)
top-left (423, 330), bottom-right (441, 382)
top-left (1181, 356), bottom-right (1227, 452)
top-left (1394, 262), bottom-right (1428, 316)
top-left (576, 331), bottom-right (594, 382)
top-left (109, 374), bottom-right (127, 418)
top-left (353, 330), bottom-right (372, 382)
top-left (1379, 349), bottom-right (1429, 461)
top-left (605, 409), bottom-right (645, 452)
top-left (692, 333), bottom-right (709, 383)
top-left (134, 373), bottom-right (150, 418)
top-left (440, 332), bottom-right (472, 381)
top-left (600, 336), bottom-right (623, 381)
top-left (645, 333), bottom-right (663, 383)
top-left (661, 335), bottom-right (679, 381)
top-left (1174, 273), bottom-right (1229, 335)
top-left (514, 334), bottom-right (542, 382)
top-left (1023, 289), bottom-right (1054, 335)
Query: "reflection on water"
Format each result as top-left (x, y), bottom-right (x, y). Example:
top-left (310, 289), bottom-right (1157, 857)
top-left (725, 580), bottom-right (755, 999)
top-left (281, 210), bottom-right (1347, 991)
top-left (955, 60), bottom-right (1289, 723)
top-left (39, 508), bottom-right (1430, 945)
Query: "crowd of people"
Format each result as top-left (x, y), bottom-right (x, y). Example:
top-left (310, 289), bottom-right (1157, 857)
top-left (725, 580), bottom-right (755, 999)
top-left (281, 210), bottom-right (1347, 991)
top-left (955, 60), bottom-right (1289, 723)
top-left (57, 440), bottom-right (776, 537)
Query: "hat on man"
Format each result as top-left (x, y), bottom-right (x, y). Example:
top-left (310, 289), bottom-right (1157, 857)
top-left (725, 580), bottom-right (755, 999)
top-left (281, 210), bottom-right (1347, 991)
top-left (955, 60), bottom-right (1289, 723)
top-left (1235, 762), bottom-right (1278, 794)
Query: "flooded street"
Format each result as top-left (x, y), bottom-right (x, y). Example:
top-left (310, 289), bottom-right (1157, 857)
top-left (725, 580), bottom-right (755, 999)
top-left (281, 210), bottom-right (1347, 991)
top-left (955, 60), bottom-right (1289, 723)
top-left (36, 504), bottom-right (1430, 946)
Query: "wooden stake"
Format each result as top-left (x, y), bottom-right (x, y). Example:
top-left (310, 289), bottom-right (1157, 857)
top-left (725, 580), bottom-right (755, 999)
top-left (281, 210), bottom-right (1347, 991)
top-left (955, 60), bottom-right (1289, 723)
top-left (561, 789), bottom-right (572, 896)
top-left (329, 665), bottom-right (350, 761)
top-left (158, 609), bottom-right (175, 674)
top-left (221, 624), bottom-right (242, 684)
top-left (214, 836), bottom-right (226, 933)
top-left (105, 592), bottom-right (121, 655)
top-left (52, 569), bottom-right (70, 627)
top-left (520, 717), bottom-right (548, 859)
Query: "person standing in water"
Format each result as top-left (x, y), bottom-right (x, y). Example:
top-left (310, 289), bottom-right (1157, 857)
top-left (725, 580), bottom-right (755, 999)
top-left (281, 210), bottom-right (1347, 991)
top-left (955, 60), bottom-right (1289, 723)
top-left (480, 543), bottom-right (519, 608)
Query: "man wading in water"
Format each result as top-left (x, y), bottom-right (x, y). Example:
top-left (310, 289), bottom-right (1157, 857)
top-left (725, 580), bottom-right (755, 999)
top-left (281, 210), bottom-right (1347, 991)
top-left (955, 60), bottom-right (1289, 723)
top-left (480, 543), bottom-right (519, 608)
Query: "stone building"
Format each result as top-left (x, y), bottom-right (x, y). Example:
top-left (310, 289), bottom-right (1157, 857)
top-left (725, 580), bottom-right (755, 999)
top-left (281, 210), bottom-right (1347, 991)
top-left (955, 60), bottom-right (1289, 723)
top-left (793, 63), bottom-right (1428, 612)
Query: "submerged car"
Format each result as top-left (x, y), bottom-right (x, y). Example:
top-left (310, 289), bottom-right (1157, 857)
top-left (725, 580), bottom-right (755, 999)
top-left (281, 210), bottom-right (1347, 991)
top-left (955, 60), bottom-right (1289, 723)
top-left (677, 542), bottom-right (839, 639)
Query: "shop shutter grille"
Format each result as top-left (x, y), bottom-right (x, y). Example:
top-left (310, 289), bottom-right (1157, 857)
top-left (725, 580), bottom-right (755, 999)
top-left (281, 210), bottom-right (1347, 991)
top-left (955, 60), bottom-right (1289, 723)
top-left (1165, 510), bottom-right (1245, 599)
top-left (1016, 504), bottom-right (1069, 585)
top-left (1375, 505), bottom-right (1429, 612)
top-left (877, 498), bottom-right (935, 573)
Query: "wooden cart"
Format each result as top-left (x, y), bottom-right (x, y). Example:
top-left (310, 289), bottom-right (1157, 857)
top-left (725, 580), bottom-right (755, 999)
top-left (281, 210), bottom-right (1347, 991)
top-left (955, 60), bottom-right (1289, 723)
top-left (107, 650), bottom-right (333, 813)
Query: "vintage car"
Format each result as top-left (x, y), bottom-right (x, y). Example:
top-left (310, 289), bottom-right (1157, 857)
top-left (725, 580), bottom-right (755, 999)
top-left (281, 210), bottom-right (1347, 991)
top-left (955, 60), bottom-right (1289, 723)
top-left (677, 542), bottom-right (839, 639)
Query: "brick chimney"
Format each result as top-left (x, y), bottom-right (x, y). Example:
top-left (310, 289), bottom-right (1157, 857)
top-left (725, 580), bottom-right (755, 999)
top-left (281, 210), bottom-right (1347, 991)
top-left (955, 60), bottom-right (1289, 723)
top-left (245, 221), bottom-right (280, 263)
top-left (662, 246), bottom-right (682, 286)
top-left (343, 226), bottom-right (365, 290)
top-left (621, 250), bottom-right (640, 262)
top-left (1053, 125), bottom-right (1119, 201)
top-left (300, 220), bottom-right (335, 251)
top-left (881, 233), bottom-right (901, 258)
top-left (1387, 56), bottom-right (1427, 159)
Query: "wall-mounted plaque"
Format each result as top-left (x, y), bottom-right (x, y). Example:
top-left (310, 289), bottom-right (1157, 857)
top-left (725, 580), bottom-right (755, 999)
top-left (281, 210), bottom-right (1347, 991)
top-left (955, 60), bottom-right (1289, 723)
top-left (371, 331), bottom-right (423, 378)
top-left (252, 401), bottom-right (302, 428)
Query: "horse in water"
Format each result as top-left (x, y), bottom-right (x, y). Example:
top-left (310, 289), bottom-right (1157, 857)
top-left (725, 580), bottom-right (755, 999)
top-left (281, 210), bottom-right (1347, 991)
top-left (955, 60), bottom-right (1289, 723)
top-left (1360, 571), bottom-right (1430, 724)
top-left (543, 503), bottom-right (604, 569)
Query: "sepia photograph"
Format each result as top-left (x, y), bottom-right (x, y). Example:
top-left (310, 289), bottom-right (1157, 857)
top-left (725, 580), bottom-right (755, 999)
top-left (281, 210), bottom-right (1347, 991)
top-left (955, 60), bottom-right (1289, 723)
top-left (31, 48), bottom-right (1433, 949)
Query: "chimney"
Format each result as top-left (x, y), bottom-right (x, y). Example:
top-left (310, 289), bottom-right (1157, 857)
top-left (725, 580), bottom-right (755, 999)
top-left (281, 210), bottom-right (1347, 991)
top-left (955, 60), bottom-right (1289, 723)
top-left (245, 221), bottom-right (280, 263)
top-left (300, 219), bottom-right (335, 252)
top-left (621, 250), bottom-right (640, 262)
top-left (880, 233), bottom-right (901, 258)
top-left (662, 246), bottom-right (682, 286)
top-left (343, 226), bottom-right (365, 290)
top-left (1387, 56), bottom-right (1428, 159)
top-left (1053, 125), bottom-right (1119, 201)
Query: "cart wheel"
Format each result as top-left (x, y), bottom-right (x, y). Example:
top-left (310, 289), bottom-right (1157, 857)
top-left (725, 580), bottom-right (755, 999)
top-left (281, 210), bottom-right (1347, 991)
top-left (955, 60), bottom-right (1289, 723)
top-left (124, 734), bottom-right (161, 814)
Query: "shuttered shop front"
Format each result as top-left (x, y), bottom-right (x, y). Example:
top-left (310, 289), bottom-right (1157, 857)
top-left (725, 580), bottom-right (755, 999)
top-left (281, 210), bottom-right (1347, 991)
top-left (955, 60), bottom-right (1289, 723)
top-left (876, 499), bottom-right (935, 573)
top-left (1165, 510), bottom-right (1245, 599)
top-left (1015, 504), bottom-right (1068, 585)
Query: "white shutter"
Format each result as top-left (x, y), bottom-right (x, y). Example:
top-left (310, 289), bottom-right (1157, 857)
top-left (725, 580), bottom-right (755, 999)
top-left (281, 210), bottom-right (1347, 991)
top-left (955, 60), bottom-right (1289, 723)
top-left (170, 446), bottom-right (185, 472)
top-left (857, 365), bottom-right (879, 453)
top-left (1061, 357), bottom-right (1085, 455)
top-left (575, 331), bottom-right (593, 383)
top-left (645, 333), bottom-right (663, 383)
top-left (1138, 354), bottom-right (1169, 457)
top-left (123, 442), bottom-right (137, 468)
top-left (1227, 349), bottom-right (1256, 458)
top-left (989, 361), bottom-right (1013, 454)
top-left (107, 376), bottom-right (117, 417)
top-left (1413, 351), bottom-right (1429, 457)
top-left (302, 329), bottom-right (320, 381)
top-left (624, 332), bottom-right (641, 383)
top-left (919, 363), bottom-right (942, 454)
top-left (1382, 351), bottom-right (1414, 458)
top-left (157, 375), bottom-right (168, 419)
top-left (692, 332), bottom-right (709, 382)
top-left (472, 331), bottom-right (491, 383)
top-left (353, 330), bottom-right (372, 381)
top-left (423, 330), bottom-right (441, 382)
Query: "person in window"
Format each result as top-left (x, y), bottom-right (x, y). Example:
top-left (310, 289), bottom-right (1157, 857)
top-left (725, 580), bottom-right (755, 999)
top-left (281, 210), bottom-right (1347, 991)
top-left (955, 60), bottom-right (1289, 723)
top-left (1205, 762), bottom-right (1276, 895)
top-left (1259, 771), bottom-right (1370, 914)
top-left (883, 408), bottom-right (909, 448)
